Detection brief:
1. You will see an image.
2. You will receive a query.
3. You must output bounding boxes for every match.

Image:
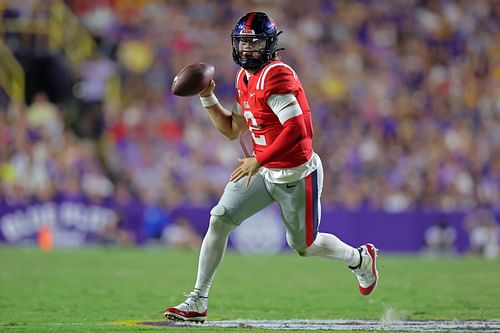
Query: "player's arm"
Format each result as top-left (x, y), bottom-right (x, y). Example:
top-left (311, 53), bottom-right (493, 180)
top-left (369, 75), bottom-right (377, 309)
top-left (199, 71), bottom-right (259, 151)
top-left (199, 80), bottom-right (247, 140)
top-left (255, 93), bottom-right (307, 166)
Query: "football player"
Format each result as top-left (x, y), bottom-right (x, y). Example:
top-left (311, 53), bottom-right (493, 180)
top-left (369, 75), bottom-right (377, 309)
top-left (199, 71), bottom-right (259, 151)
top-left (164, 12), bottom-right (378, 323)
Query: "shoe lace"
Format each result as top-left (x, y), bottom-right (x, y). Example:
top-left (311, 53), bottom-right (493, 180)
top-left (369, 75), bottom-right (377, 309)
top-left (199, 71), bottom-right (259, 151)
top-left (352, 267), bottom-right (369, 281)
top-left (180, 291), bottom-right (208, 312)
top-left (351, 248), bottom-right (375, 285)
top-left (182, 291), bottom-right (201, 306)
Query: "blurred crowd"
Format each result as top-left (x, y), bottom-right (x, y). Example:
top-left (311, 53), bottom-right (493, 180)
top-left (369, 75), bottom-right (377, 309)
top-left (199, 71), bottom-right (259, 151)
top-left (1, 0), bottom-right (499, 216)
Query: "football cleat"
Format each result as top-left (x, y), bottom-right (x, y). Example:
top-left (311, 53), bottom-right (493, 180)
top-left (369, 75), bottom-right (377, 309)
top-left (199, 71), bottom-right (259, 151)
top-left (164, 291), bottom-right (208, 323)
top-left (350, 243), bottom-right (378, 296)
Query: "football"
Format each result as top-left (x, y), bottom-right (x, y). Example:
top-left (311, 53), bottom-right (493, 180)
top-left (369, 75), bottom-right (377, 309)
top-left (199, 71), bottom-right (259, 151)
top-left (171, 63), bottom-right (215, 96)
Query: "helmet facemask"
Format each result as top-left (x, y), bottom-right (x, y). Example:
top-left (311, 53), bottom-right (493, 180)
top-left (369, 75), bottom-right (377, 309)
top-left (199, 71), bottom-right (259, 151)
top-left (230, 12), bottom-right (283, 71)
top-left (231, 34), bottom-right (277, 70)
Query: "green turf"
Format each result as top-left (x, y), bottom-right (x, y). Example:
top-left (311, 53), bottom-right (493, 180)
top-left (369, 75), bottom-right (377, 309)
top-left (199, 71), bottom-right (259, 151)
top-left (0, 246), bottom-right (498, 332)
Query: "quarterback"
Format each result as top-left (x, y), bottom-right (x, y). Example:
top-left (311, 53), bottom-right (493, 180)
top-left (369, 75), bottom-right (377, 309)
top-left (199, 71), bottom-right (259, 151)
top-left (164, 12), bottom-right (378, 323)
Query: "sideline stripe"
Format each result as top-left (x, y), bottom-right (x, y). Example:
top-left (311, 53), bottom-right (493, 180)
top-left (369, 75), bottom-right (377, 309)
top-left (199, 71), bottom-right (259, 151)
top-left (135, 319), bottom-right (500, 331)
top-left (14, 318), bottom-right (500, 331)
top-left (8, 319), bottom-right (500, 330)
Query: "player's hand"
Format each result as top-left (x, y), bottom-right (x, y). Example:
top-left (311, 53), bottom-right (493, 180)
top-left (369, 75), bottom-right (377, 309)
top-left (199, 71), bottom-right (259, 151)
top-left (199, 80), bottom-right (216, 97)
top-left (230, 157), bottom-right (261, 187)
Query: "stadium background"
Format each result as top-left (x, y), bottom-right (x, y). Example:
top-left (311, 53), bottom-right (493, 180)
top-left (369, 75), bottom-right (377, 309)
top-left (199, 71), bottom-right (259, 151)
top-left (0, 0), bottom-right (498, 256)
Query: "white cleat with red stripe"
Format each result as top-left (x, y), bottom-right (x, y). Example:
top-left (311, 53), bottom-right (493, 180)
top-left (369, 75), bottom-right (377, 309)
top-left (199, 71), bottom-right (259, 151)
top-left (351, 243), bottom-right (378, 296)
top-left (164, 291), bottom-right (208, 323)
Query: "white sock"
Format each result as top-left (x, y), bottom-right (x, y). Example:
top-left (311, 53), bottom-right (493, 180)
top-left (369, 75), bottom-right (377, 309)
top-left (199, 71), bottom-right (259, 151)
top-left (305, 232), bottom-right (360, 267)
top-left (193, 217), bottom-right (235, 297)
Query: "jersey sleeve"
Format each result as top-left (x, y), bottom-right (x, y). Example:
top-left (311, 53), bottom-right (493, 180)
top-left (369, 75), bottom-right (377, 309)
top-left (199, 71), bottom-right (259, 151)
top-left (260, 64), bottom-right (299, 98)
top-left (267, 93), bottom-right (303, 125)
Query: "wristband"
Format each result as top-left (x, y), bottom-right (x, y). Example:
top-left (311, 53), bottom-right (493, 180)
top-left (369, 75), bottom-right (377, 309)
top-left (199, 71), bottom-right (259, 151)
top-left (200, 94), bottom-right (219, 108)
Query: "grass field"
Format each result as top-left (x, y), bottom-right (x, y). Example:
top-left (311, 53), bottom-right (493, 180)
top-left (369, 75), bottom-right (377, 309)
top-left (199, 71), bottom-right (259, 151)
top-left (0, 246), bottom-right (499, 332)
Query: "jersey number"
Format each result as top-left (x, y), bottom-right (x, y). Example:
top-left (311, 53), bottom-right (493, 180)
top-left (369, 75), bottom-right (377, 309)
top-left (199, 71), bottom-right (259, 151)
top-left (243, 111), bottom-right (267, 146)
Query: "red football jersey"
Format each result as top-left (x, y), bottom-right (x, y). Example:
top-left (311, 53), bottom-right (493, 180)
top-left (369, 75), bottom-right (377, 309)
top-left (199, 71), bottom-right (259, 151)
top-left (235, 60), bottom-right (314, 168)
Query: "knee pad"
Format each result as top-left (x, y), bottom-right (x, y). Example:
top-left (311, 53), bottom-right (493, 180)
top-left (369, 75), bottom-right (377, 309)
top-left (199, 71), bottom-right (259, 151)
top-left (209, 204), bottom-right (237, 232)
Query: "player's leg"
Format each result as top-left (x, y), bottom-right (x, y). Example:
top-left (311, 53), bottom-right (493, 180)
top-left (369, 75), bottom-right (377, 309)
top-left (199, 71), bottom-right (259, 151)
top-left (164, 173), bottom-right (274, 322)
top-left (307, 234), bottom-right (379, 296)
top-left (271, 160), bottom-right (378, 295)
top-left (164, 215), bottom-right (234, 323)
top-left (194, 173), bottom-right (274, 297)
